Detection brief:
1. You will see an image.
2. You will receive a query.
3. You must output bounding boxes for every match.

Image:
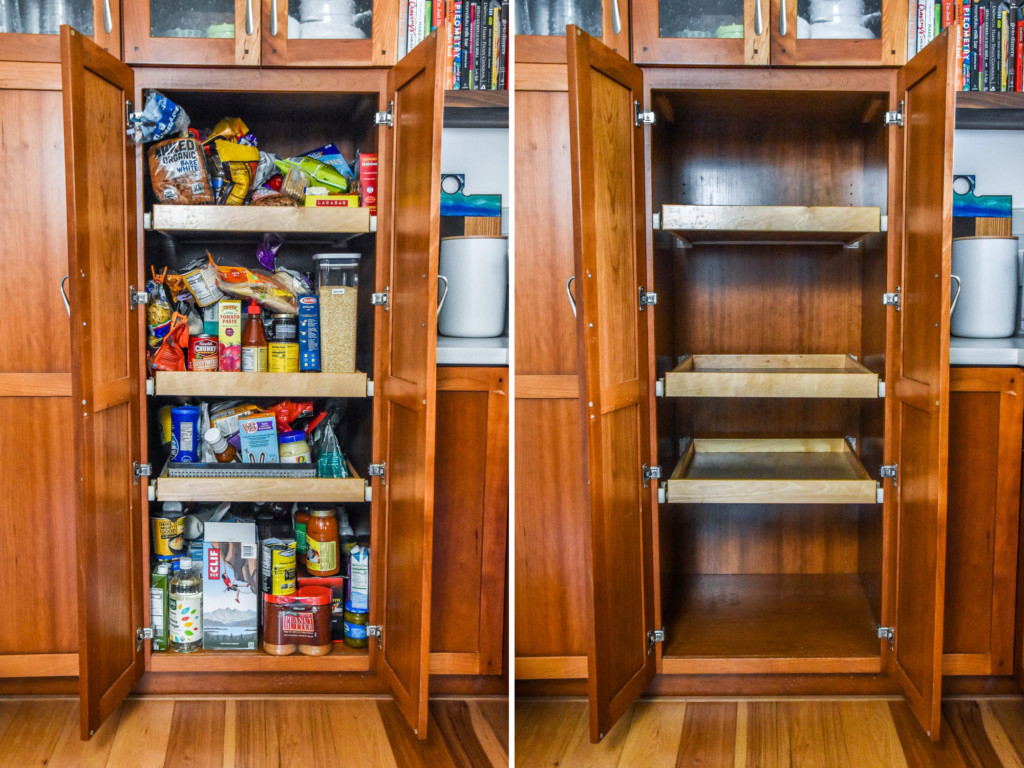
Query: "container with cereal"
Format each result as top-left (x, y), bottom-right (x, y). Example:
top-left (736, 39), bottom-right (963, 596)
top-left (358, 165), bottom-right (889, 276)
top-left (313, 254), bottom-right (359, 374)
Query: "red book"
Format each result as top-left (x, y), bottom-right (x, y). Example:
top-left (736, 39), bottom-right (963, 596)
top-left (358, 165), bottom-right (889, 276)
top-left (944, 0), bottom-right (955, 27)
top-left (434, 0), bottom-right (444, 31)
top-left (1017, 21), bottom-right (1023, 91)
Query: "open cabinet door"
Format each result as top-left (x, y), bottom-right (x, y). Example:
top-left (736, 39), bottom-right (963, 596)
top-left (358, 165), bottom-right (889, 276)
top-left (567, 26), bottom-right (658, 743)
top-left (371, 29), bottom-right (445, 739)
top-left (886, 29), bottom-right (956, 740)
top-left (60, 27), bottom-right (145, 739)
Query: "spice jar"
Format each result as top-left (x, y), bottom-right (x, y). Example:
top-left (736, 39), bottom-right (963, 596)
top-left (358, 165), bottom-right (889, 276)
top-left (343, 601), bottom-right (369, 648)
top-left (305, 508), bottom-right (339, 576)
top-left (313, 253), bottom-right (359, 373)
top-left (278, 430), bottom-right (311, 464)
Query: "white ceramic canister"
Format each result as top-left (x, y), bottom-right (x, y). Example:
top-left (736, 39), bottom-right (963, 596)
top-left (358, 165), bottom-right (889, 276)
top-left (437, 236), bottom-right (508, 338)
top-left (951, 236), bottom-right (1020, 338)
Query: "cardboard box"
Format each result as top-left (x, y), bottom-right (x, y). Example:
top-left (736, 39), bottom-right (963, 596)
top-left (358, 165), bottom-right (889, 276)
top-left (202, 522), bottom-right (259, 650)
top-left (304, 194), bottom-right (360, 207)
top-left (298, 295), bottom-right (320, 372)
top-left (218, 299), bottom-right (242, 372)
top-left (238, 413), bottom-right (279, 463)
top-left (359, 153), bottom-right (377, 215)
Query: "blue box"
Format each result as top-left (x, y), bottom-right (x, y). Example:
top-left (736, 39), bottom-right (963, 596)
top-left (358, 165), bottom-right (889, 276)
top-left (238, 414), bottom-right (279, 463)
top-left (298, 295), bottom-right (321, 372)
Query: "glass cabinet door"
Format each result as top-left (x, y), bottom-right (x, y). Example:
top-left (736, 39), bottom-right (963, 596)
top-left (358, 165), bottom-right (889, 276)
top-left (124, 0), bottom-right (260, 65)
top-left (772, 0), bottom-right (903, 65)
top-left (0, 0), bottom-right (119, 62)
top-left (515, 0), bottom-right (628, 62)
top-left (633, 0), bottom-right (769, 64)
top-left (261, 0), bottom-right (391, 67)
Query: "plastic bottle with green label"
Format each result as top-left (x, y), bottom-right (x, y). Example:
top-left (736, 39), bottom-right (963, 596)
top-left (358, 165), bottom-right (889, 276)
top-left (169, 558), bottom-right (203, 653)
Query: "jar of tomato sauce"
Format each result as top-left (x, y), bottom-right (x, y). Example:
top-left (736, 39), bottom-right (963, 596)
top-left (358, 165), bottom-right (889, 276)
top-left (306, 509), bottom-right (339, 576)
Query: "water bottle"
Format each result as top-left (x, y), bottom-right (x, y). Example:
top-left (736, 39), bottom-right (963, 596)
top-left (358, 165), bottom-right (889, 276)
top-left (169, 557), bottom-right (203, 653)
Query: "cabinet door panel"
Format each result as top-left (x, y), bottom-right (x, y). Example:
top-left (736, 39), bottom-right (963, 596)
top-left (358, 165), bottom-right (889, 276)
top-left (124, 0), bottom-right (260, 66)
top-left (515, 0), bottom-right (629, 64)
top-left (0, 0), bottom-right (120, 63)
top-left (60, 27), bottom-right (144, 739)
top-left (771, 0), bottom-right (905, 65)
top-left (567, 27), bottom-right (657, 742)
top-left (373, 30), bottom-right (445, 738)
top-left (886, 29), bottom-right (955, 740)
top-left (260, 0), bottom-right (394, 66)
top-left (633, 0), bottom-right (769, 65)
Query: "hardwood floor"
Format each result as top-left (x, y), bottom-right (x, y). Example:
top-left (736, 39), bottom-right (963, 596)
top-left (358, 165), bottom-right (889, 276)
top-left (0, 696), bottom-right (508, 767)
top-left (515, 697), bottom-right (1024, 767)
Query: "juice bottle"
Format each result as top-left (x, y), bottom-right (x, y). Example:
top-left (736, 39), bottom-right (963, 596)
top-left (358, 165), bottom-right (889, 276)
top-left (241, 301), bottom-right (268, 372)
top-left (169, 558), bottom-right (203, 653)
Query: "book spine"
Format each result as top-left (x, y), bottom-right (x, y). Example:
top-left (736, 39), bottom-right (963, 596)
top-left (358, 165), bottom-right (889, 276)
top-left (1018, 19), bottom-right (1024, 89)
top-left (1009, 6), bottom-right (1016, 91)
top-left (936, 0), bottom-right (942, 31)
top-left (499, 0), bottom-right (508, 90)
top-left (963, 0), bottom-right (973, 88)
top-left (945, 0), bottom-right (956, 26)
top-left (444, 18), bottom-right (453, 89)
top-left (989, 3), bottom-right (998, 90)
top-left (407, 0), bottom-right (417, 54)
top-left (491, 3), bottom-right (499, 90)
top-left (918, 0), bottom-right (927, 48)
top-left (474, 0), bottom-right (483, 90)
top-left (398, 0), bottom-right (409, 58)
top-left (434, 0), bottom-right (444, 32)
top-left (460, 0), bottom-right (471, 89)
top-left (955, 2), bottom-right (963, 90)
top-left (485, 3), bottom-right (494, 90)
top-left (452, 0), bottom-right (463, 89)
top-left (980, 4), bottom-right (988, 90)
top-left (1003, 8), bottom-right (1010, 90)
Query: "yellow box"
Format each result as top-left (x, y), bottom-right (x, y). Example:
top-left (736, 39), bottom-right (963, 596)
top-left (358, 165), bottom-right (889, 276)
top-left (304, 194), bottom-right (360, 208)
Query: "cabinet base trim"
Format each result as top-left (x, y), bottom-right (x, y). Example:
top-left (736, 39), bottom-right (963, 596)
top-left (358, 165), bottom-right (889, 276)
top-left (0, 653), bottom-right (78, 678)
top-left (515, 655), bottom-right (588, 679)
top-left (661, 655), bottom-right (883, 675)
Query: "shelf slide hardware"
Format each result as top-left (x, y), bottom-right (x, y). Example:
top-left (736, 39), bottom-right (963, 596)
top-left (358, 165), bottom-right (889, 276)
top-left (643, 464), bottom-right (662, 488)
top-left (876, 483), bottom-right (884, 504)
top-left (639, 286), bottom-right (658, 311)
top-left (844, 435), bottom-right (857, 453)
top-left (878, 626), bottom-right (895, 649)
top-left (652, 212), bottom-right (661, 230)
top-left (371, 287), bottom-right (390, 311)
top-left (647, 628), bottom-right (665, 655)
top-left (884, 101), bottom-right (905, 128)
top-left (883, 286), bottom-right (901, 311)
top-left (133, 462), bottom-right (152, 486)
top-left (655, 378), bottom-right (665, 397)
top-left (136, 627), bottom-right (154, 652)
top-left (368, 462), bottom-right (386, 485)
top-left (880, 463), bottom-right (898, 487)
top-left (634, 101), bottom-right (656, 128)
top-left (658, 484), bottom-right (666, 504)
top-left (126, 100), bottom-right (143, 137)
top-left (374, 102), bottom-right (395, 128)
top-left (367, 624), bottom-right (383, 649)
top-left (878, 380), bottom-right (886, 398)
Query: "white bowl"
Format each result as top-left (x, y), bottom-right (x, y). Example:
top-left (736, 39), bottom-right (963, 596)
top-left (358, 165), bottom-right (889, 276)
top-left (810, 20), bottom-right (875, 38)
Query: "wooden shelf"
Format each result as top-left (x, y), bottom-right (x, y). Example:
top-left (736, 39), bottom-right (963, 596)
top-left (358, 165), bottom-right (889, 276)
top-left (150, 644), bottom-right (369, 673)
top-left (443, 90), bottom-right (509, 128)
top-left (153, 371), bottom-right (368, 398)
top-left (660, 574), bottom-right (882, 674)
top-left (956, 92), bottom-right (1024, 129)
top-left (664, 355), bottom-right (879, 399)
top-left (444, 90), bottom-right (509, 109)
top-left (665, 438), bottom-right (878, 505)
top-left (659, 205), bottom-right (881, 246)
top-left (146, 205), bottom-right (372, 238)
top-left (155, 475), bottom-right (367, 503)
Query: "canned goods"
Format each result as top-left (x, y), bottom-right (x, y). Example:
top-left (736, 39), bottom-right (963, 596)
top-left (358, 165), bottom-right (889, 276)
top-left (269, 342), bottom-right (299, 373)
top-left (261, 539), bottom-right (297, 595)
top-left (189, 335), bottom-right (219, 372)
top-left (170, 405), bottom-right (201, 463)
top-left (151, 503), bottom-right (186, 559)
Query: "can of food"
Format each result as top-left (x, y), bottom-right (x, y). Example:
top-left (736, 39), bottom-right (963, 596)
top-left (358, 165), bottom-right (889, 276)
top-left (170, 405), bottom-right (201, 463)
top-left (189, 335), bottom-right (219, 372)
top-left (151, 503), bottom-right (186, 559)
top-left (261, 539), bottom-right (297, 595)
top-left (268, 342), bottom-right (299, 373)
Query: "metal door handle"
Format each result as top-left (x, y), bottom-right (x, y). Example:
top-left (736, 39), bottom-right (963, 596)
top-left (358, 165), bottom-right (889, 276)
top-left (60, 275), bottom-right (71, 317)
top-left (779, 0), bottom-right (787, 36)
top-left (270, 0), bottom-right (278, 36)
top-left (754, 0), bottom-right (763, 35)
top-left (611, 0), bottom-right (621, 34)
top-left (950, 274), bottom-right (961, 317)
top-left (103, 0), bottom-right (112, 33)
top-left (566, 276), bottom-right (577, 318)
top-left (246, 0), bottom-right (254, 34)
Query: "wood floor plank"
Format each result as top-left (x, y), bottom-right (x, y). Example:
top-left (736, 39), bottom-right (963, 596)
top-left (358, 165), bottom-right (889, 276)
top-left (467, 701), bottom-right (510, 768)
top-left (432, 700), bottom-right (500, 768)
top-left (788, 701), bottom-right (850, 768)
top-left (377, 699), bottom-right (459, 768)
top-left (273, 701), bottom-right (336, 766)
top-left (165, 700), bottom-right (226, 768)
top-left (747, 702), bottom-right (792, 766)
top-left (0, 701), bottom-right (21, 744)
top-left (232, 700), bottom-right (280, 768)
top-left (989, 700), bottom-right (1024, 765)
top-left (944, 700), bottom-right (1007, 768)
top-left (478, 700), bottom-right (509, 754)
top-left (106, 700), bottom-right (175, 768)
top-left (222, 700), bottom-right (236, 768)
top-left (838, 701), bottom-right (908, 768)
top-left (674, 702), bottom-right (737, 768)
top-left (48, 701), bottom-right (122, 768)
top-left (733, 703), bottom-right (748, 768)
top-left (616, 701), bottom-right (687, 768)
top-left (0, 700), bottom-right (73, 766)
top-left (325, 699), bottom-right (399, 768)
top-left (514, 701), bottom-right (582, 767)
top-left (557, 700), bottom-right (634, 767)
top-left (889, 701), bottom-right (970, 768)
top-left (978, 702), bottom-right (1024, 768)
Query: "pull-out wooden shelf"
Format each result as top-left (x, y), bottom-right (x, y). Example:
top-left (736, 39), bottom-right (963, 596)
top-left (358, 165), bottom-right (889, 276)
top-left (660, 205), bottom-right (881, 246)
top-left (665, 438), bottom-right (878, 505)
top-left (145, 204), bottom-right (372, 239)
top-left (152, 371), bottom-right (369, 398)
top-left (155, 474), bottom-right (367, 503)
top-left (150, 645), bottom-right (369, 673)
top-left (664, 354), bottom-right (879, 399)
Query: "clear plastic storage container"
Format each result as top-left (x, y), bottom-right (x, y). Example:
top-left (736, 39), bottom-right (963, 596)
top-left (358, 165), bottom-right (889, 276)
top-left (313, 253), bottom-right (360, 373)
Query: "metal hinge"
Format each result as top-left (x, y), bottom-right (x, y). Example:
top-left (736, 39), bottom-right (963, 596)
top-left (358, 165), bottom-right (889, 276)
top-left (635, 100), bottom-right (656, 127)
top-left (367, 462), bottom-right (386, 484)
top-left (126, 99), bottom-right (143, 136)
top-left (647, 628), bottom-right (665, 655)
top-left (883, 286), bottom-right (901, 311)
top-left (133, 462), bottom-right (152, 485)
top-left (639, 286), bottom-right (658, 311)
top-left (878, 626), bottom-right (895, 649)
top-left (884, 100), bottom-right (904, 128)
top-left (367, 624), bottom-right (383, 649)
top-left (371, 287), bottom-right (390, 310)
top-left (374, 101), bottom-right (394, 128)
top-left (129, 285), bottom-right (148, 310)
top-left (643, 464), bottom-right (662, 487)
top-left (880, 463), bottom-right (898, 486)
top-left (136, 626), bottom-right (154, 652)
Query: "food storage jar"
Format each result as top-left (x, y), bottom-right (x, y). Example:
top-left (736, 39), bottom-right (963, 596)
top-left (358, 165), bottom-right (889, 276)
top-left (313, 254), bottom-right (360, 373)
top-left (279, 430), bottom-right (311, 464)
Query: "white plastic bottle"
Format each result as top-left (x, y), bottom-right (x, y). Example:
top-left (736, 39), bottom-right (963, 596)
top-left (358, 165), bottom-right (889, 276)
top-left (169, 557), bottom-right (203, 653)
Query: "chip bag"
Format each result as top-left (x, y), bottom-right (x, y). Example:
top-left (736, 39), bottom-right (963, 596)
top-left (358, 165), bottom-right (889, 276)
top-left (150, 312), bottom-right (190, 372)
top-left (267, 401), bottom-right (314, 433)
top-left (215, 140), bottom-right (260, 206)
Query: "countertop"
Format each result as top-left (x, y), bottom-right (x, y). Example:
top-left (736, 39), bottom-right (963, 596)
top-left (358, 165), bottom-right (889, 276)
top-left (437, 335), bottom-right (509, 366)
top-left (950, 334), bottom-right (1024, 366)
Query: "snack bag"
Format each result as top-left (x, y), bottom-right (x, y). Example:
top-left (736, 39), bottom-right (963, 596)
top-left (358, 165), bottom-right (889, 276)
top-left (267, 401), bottom-right (314, 433)
top-left (146, 268), bottom-right (173, 347)
top-left (215, 263), bottom-right (299, 314)
top-left (215, 140), bottom-right (260, 206)
top-left (130, 90), bottom-right (190, 145)
top-left (202, 117), bottom-right (249, 147)
top-left (148, 137), bottom-right (214, 204)
top-left (150, 312), bottom-right (190, 372)
top-left (275, 156), bottom-right (350, 193)
top-left (257, 233), bottom-right (284, 271)
top-left (301, 143), bottom-right (355, 181)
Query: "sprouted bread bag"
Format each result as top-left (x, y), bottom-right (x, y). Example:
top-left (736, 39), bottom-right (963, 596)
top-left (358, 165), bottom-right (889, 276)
top-left (148, 137), bottom-right (214, 204)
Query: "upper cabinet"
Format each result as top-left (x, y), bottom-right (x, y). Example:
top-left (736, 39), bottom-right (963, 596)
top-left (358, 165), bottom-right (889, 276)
top-left (514, 0), bottom-right (629, 62)
top-left (632, 0), bottom-right (906, 65)
top-left (0, 0), bottom-right (120, 61)
top-left (260, 0), bottom-right (395, 67)
top-left (124, 0), bottom-right (260, 65)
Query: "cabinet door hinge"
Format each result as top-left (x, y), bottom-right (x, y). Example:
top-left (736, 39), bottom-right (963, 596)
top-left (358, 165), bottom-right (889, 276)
top-left (374, 101), bottom-right (394, 128)
top-left (136, 626), bottom-right (154, 652)
top-left (126, 99), bottom-right (144, 137)
top-left (133, 462), bottom-right (152, 485)
top-left (647, 627), bottom-right (665, 655)
top-left (129, 286), bottom-right (149, 310)
top-left (884, 101), bottom-right (904, 128)
top-left (639, 286), bottom-right (658, 311)
top-left (367, 624), bottom-right (383, 649)
top-left (368, 462), bottom-right (386, 484)
top-left (878, 626), bottom-right (894, 649)
top-left (882, 286), bottom-right (901, 311)
top-left (880, 463), bottom-right (898, 486)
top-left (635, 100), bottom-right (656, 127)
top-left (643, 464), bottom-right (662, 487)
top-left (371, 287), bottom-right (390, 310)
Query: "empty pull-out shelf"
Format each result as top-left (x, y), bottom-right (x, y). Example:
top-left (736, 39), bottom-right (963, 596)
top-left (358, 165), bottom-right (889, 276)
top-left (152, 371), bottom-right (369, 398)
top-left (664, 355), bottom-right (879, 398)
top-left (666, 438), bottom-right (878, 504)
top-left (660, 205), bottom-right (881, 246)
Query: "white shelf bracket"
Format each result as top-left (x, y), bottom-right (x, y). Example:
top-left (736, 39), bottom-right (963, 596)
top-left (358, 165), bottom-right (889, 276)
top-left (658, 483), bottom-right (666, 505)
top-left (655, 378), bottom-right (665, 397)
top-left (366, 379), bottom-right (375, 397)
top-left (146, 378), bottom-right (155, 396)
top-left (875, 483), bottom-right (884, 504)
top-left (364, 482), bottom-right (373, 502)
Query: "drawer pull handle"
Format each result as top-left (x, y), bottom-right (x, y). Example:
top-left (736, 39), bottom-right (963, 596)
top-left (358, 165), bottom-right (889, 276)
top-left (103, 0), bottom-right (112, 33)
top-left (754, 0), bottom-right (763, 35)
top-left (567, 276), bottom-right (577, 318)
top-left (270, 0), bottom-right (278, 36)
top-left (60, 275), bottom-right (71, 317)
top-left (245, 0), bottom-right (254, 34)
top-left (611, 0), bottom-right (621, 34)
top-left (779, 0), bottom-right (787, 36)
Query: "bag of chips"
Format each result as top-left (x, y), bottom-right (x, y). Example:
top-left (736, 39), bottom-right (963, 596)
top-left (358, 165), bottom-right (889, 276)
top-left (215, 140), bottom-right (260, 206)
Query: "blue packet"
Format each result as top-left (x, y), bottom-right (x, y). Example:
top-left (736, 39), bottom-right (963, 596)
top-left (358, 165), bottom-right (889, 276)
top-left (130, 90), bottom-right (190, 145)
top-left (301, 143), bottom-right (355, 181)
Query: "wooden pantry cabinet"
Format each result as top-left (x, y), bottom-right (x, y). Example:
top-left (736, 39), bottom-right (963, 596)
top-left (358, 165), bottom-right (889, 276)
top-left (515, 26), bottom-right (963, 742)
top-left (0, 0), bottom-right (120, 62)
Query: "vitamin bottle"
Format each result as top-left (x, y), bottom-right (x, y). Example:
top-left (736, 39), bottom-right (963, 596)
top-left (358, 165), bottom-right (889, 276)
top-left (204, 428), bottom-right (238, 463)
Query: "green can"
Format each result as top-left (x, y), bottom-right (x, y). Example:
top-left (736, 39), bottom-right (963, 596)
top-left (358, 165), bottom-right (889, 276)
top-left (150, 563), bottom-right (171, 651)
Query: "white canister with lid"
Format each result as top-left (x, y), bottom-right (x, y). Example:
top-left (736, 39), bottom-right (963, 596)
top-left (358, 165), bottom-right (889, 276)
top-left (437, 236), bottom-right (508, 338)
top-left (951, 236), bottom-right (1020, 338)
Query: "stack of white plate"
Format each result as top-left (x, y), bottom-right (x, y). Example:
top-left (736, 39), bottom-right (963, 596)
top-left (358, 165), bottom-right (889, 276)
top-left (298, 0), bottom-right (366, 38)
top-left (808, 0), bottom-right (875, 38)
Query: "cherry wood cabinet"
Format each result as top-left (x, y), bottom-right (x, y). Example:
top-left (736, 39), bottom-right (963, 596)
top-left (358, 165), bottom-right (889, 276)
top-left (260, 0), bottom-right (397, 67)
top-left (514, 0), bottom-right (629, 63)
top-left (0, 0), bottom-right (119, 62)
